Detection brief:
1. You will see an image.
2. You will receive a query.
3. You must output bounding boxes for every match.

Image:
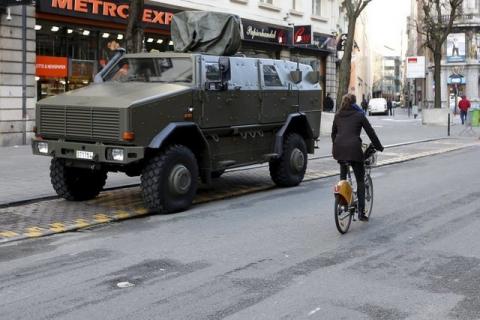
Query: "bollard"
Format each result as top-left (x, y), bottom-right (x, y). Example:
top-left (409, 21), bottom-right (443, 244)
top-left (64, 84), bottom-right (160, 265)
top-left (448, 113), bottom-right (451, 136)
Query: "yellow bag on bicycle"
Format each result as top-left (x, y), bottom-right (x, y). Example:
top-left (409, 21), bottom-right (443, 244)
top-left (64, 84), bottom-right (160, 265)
top-left (334, 180), bottom-right (353, 206)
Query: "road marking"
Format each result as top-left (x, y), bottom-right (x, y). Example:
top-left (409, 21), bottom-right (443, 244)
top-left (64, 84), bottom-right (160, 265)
top-left (0, 230), bottom-right (18, 238)
top-left (308, 307), bottom-right (321, 316)
top-left (25, 227), bottom-right (44, 237)
top-left (75, 219), bottom-right (90, 228)
top-left (134, 208), bottom-right (149, 215)
top-left (94, 213), bottom-right (111, 223)
top-left (113, 210), bottom-right (130, 219)
top-left (49, 222), bottom-right (66, 232)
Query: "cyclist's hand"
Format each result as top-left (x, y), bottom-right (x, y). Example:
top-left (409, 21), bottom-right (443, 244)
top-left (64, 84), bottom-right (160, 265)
top-left (377, 145), bottom-right (384, 152)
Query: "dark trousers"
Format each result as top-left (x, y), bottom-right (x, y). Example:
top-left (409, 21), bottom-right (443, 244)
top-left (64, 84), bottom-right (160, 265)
top-left (388, 107), bottom-right (393, 116)
top-left (340, 161), bottom-right (365, 213)
top-left (460, 110), bottom-right (468, 125)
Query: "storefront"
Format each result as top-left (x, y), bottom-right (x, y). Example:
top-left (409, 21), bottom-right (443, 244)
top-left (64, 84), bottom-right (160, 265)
top-left (240, 19), bottom-right (292, 59)
top-left (35, 0), bottom-right (178, 99)
top-left (290, 32), bottom-right (336, 103)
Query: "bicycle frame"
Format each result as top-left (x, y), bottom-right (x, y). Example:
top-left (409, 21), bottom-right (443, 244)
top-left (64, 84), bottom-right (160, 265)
top-left (334, 144), bottom-right (375, 211)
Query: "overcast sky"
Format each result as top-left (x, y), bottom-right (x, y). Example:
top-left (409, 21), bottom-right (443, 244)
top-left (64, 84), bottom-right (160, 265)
top-left (365, 0), bottom-right (411, 57)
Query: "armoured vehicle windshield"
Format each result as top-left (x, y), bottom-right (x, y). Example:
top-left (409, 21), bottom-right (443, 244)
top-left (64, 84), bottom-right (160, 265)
top-left (103, 57), bottom-right (193, 83)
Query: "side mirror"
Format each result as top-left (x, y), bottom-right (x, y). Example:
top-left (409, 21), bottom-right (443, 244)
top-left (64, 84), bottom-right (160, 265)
top-left (306, 71), bottom-right (320, 84)
top-left (290, 70), bottom-right (302, 84)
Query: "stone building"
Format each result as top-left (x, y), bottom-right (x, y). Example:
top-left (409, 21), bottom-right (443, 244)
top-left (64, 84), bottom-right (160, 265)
top-left (407, 0), bottom-right (480, 109)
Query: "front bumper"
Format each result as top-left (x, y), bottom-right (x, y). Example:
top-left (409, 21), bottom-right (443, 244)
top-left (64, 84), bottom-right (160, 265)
top-left (31, 138), bottom-right (145, 165)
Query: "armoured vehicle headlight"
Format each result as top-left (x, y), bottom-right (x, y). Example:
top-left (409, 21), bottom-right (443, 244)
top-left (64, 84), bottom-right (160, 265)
top-left (109, 148), bottom-right (125, 161)
top-left (37, 142), bottom-right (48, 154)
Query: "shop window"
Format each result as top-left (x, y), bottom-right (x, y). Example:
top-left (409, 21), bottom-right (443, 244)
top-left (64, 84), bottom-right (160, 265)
top-left (312, 0), bottom-right (321, 16)
top-left (263, 65), bottom-right (283, 87)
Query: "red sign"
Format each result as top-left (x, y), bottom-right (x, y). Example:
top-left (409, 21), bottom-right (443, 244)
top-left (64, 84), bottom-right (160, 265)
top-left (294, 25), bottom-right (312, 45)
top-left (36, 56), bottom-right (68, 78)
top-left (36, 0), bottom-right (178, 30)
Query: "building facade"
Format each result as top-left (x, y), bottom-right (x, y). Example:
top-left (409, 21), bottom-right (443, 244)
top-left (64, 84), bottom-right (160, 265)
top-left (0, 0), bottom-right (348, 146)
top-left (372, 54), bottom-right (401, 100)
top-left (349, 11), bottom-right (372, 102)
top-left (407, 0), bottom-right (480, 109)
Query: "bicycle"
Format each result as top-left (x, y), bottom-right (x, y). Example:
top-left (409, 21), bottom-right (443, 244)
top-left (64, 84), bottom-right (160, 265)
top-left (333, 144), bottom-right (377, 234)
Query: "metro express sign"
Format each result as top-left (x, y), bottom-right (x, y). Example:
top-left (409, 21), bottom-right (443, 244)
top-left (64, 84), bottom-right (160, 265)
top-left (36, 0), bottom-right (178, 30)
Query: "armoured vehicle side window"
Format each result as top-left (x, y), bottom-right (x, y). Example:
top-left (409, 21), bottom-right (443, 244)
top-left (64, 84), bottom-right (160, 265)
top-left (104, 58), bottom-right (193, 83)
top-left (263, 65), bottom-right (283, 87)
top-left (205, 63), bottom-right (221, 81)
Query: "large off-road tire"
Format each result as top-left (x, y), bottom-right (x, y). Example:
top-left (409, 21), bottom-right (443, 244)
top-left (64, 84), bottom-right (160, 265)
top-left (269, 133), bottom-right (307, 187)
top-left (141, 145), bottom-right (198, 214)
top-left (50, 158), bottom-right (107, 201)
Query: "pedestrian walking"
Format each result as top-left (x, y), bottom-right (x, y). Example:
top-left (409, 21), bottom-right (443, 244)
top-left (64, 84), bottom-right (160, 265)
top-left (458, 95), bottom-right (471, 125)
top-left (361, 98), bottom-right (368, 113)
top-left (324, 93), bottom-right (334, 112)
top-left (387, 98), bottom-right (393, 116)
top-left (412, 104), bottom-right (418, 119)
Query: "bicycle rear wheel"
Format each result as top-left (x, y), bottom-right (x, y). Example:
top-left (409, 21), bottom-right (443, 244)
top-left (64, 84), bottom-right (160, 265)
top-left (335, 195), bottom-right (352, 234)
top-left (364, 175), bottom-right (373, 218)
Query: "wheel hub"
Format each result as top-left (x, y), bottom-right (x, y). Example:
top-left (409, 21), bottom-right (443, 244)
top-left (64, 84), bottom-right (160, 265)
top-left (290, 148), bottom-right (305, 173)
top-left (168, 164), bottom-right (192, 195)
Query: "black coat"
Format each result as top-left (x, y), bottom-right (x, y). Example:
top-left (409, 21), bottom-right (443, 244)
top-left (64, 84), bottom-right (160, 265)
top-left (331, 108), bottom-right (383, 162)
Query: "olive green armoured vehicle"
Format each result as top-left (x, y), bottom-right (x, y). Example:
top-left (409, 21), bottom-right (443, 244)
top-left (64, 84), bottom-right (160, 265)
top-left (32, 10), bottom-right (322, 213)
top-left (32, 50), bottom-right (321, 213)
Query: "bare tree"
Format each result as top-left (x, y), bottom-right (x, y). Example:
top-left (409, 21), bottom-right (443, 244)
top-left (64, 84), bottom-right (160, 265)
top-left (336, 0), bottom-right (372, 110)
top-left (416, 0), bottom-right (463, 109)
top-left (126, 0), bottom-right (144, 53)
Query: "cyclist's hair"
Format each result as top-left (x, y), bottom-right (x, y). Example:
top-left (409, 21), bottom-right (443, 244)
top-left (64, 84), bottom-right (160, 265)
top-left (338, 94), bottom-right (352, 113)
top-left (349, 94), bottom-right (357, 104)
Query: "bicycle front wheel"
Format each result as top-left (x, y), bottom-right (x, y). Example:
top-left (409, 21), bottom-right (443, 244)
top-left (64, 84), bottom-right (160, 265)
top-left (335, 195), bottom-right (352, 234)
top-left (364, 174), bottom-right (374, 218)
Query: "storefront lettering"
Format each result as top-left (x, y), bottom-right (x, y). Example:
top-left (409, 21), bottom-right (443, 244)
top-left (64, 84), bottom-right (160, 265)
top-left (246, 26), bottom-right (276, 40)
top-left (143, 9), bottom-right (173, 24)
top-left (49, 0), bottom-right (173, 25)
top-left (36, 56), bottom-right (68, 78)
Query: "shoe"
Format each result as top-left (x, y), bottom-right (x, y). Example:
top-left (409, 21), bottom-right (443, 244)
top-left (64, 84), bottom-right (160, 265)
top-left (358, 213), bottom-right (369, 222)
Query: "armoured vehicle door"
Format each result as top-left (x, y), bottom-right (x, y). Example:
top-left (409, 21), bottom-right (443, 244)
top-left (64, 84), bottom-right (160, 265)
top-left (259, 60), bottom-right (297, 123)
top-left (199, 56), bottom-right (260, 128)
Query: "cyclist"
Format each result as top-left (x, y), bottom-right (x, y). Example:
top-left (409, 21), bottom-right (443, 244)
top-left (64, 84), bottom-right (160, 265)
top-left (331, 94), bottom-right (384, 221)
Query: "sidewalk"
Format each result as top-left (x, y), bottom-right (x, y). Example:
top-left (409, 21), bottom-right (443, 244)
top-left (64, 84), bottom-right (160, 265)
top-left (0, 108), bottom-right (477, 206)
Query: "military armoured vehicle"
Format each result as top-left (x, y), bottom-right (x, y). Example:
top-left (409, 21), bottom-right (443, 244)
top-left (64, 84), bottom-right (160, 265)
top-left (32, 13), bottom-right (322, 213)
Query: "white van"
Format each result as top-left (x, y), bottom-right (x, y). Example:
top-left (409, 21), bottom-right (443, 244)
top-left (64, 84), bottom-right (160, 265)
top-left (368, 98), bottom-right (388, 115)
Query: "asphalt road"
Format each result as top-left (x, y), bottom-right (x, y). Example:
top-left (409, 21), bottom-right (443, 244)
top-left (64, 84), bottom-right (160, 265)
top-left (1, 143), bottom-right (479, 319)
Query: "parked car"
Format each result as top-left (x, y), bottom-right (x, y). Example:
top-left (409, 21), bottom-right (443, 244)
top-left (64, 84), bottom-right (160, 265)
top-left (368, 98), bottom-right (388, 115)
top-left (392, 101), bottom-right (401, 108)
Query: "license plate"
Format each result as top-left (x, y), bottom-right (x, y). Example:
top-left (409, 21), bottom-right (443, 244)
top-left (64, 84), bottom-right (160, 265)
top-left (76, 150), bottom-right (94, 160)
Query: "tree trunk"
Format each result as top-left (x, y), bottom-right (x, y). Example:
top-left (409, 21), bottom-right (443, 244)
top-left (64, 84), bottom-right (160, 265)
top-left (126, 0), bottom-right (144, 53)
top-left (336, 16), bottom-right (357, 111)
top-left (433, 50), bottom-right (442, 109)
